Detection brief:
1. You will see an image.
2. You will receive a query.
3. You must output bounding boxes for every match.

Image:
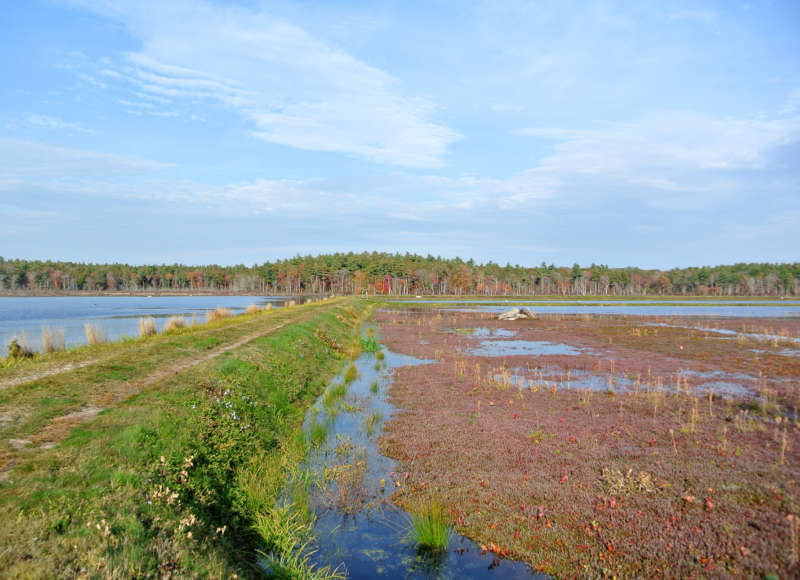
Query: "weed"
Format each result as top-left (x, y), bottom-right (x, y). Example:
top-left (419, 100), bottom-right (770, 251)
top-left (406, 498), bottom-right (452, 551)
top-left (163, 316), bottom-right (186, 332)
top-left (138, 316), bottom-right (158, 337)
top-left (84, 323), bottom-right (106, 345)
top-left (359, 336), bottom-right (379, 352)
top-left (344, 364), bottom-right (358, 384)
top-left (206, 307), bottom-right (234, 322)
top-left (7, 336), bottom-right (34, 359)
top-left (370, 380), bottom-right (379, 394)
top-left (41, 327), bottom-right (65, 353)
top-left (363, 410), bottom-right (383, 436)
top-left (245, 304), bottom-right (261, 314)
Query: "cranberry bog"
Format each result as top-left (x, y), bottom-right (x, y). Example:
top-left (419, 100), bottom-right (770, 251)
top-left (376, 304), bottom-right (800, 578)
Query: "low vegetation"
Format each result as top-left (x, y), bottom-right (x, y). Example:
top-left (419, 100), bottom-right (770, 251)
top-left (0, 297), bottom-right (370, 577)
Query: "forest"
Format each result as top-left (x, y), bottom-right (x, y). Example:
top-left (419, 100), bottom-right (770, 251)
top-left (1, 253), bottom-right (798, 296)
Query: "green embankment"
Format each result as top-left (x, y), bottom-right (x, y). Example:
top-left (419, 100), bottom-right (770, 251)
top-left (0, 297), bottom-right (371, 578)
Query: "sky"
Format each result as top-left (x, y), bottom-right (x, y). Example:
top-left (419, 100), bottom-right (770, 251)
top-left (1, 0), bottom-right (798, 269)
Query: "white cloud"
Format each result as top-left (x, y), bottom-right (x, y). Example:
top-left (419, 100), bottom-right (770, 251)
top-left (11, 113), bottom-right (94, 134)
top-left (515, 110), bottom-right (800, 206)
top-left (68, 0), bottom-right (459, 168)
top-left (0, 137), bottom-right (170, 180)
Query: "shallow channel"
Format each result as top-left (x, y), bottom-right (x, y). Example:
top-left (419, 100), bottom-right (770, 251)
top-left (295, 331), bottom-right (543, 578)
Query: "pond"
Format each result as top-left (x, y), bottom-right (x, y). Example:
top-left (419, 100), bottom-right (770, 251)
top-left (283, 332), bottom-right (544, 578)
top-left (0, 295), bottom-right (306, 352)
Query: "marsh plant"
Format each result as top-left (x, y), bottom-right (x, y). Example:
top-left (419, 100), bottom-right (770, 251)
top-left (344, 364), bottom-right (358, 384)
top-left (406, 498), bottom-right (452, 552)
top-left (245, 303), bottom-right (261, 314)
top-left (163, 315), bottom-right (186, 332)
top-left (41, 326), bottom-right (65, 353)
top-left (84, 323), bottom-right (106, 345)
top-left (206, 307), bottom-right (234, 322)
top-left (138, 316), bottom-right (158, 337)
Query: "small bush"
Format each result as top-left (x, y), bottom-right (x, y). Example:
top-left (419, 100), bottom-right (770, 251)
top-left (138, 316), bottom-right (158, 337)
top-left (7, 337), bottom-right (34, 359)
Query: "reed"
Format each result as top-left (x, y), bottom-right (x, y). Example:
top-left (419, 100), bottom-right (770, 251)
top-left (245, 304), bottom-right (261, 314)
top-left (41, 327), bottom-right (65, 353)
top-left (163, 316), bottom-right (186, 332)
top-left (84, 323), bottom-right (106, 345)
top-left (206, 307), bottom-right (234, 322)
top-left (138, 316), bottom-right (158, 337)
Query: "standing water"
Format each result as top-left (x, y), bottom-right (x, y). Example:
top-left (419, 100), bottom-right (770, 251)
top-left (283, 328), bottom-right (543, 578)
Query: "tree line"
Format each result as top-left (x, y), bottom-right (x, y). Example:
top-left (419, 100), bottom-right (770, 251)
top-left (1, 254), bottom-right (798, 296)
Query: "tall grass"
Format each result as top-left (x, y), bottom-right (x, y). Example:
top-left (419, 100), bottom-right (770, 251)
top-left (163, 316), bottom-right (186, 332)
top-left (407, 499), bottom-right (452, 551)
top-left (245, 304), bottom-right (261, 314)
top-left (138, 316), bottom-right (158, 337)
top-left (41, 327), bottom-right (65, 353)
top-left (206, 307), bottom-right (234, 323)
top-left (84, 323), bottom-right (106, 346)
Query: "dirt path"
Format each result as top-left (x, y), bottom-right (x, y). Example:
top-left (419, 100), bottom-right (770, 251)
top-left (0, 358), bottom-right (104, 392)
top-left (2, 315), bottom-right (301, 475)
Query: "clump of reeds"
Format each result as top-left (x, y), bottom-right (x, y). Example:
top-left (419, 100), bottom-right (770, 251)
top-left (41, 327), bottom-right (65, 353)
top-left (406, 498), bottom-right (452, 551)
top-left (84, 323), bottom-right (106, 346)
top-left (265, 303), bottom-right (273, 310)
top-left (138, 316), bottom-right (158, 337)
top-left (163, 316), bottom-right (186, 332)
top-left (191, 313), bottom-right (199, 325)
top-left (206, 307), bottom-right (234, 322)
top-left (344, 364), bottom-right (358, 384)
top-left (245, 304), bottom-right (261, 314)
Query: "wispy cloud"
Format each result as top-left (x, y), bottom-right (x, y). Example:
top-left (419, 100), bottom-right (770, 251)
top-left (515, 110), bottom-right (800, 207)
top-left (8, 113), bottom-right (94, 134)
top-left (66, 0), bottom-right (459, 168)
top-left (0, 137), bottom-right (170, 181)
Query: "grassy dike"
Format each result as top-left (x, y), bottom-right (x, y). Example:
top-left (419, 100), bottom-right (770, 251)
top-left (0, 298), bottom-right (373, 578)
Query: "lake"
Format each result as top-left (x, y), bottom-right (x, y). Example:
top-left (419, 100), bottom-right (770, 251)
top-left (0, 295), bottom-right (304, 352)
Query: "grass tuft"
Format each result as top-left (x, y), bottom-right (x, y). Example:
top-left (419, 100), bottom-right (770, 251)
top-left (84, 323), bottom-right (106, 345)
top-left (206, 307), bottom-right (234, 322)
top-left (41, 327), bottom-right (65, 353)
top-left (138, 316), bottom-right (158, 337)
top-left (406, 498), bottom-right (452, 551)
top-left (163, 315), bottom-right (186, 332)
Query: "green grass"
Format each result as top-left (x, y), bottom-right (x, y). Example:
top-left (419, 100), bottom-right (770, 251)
top-left (344, 363), bottom-right (358, 384)
top-left (359, 336), bottom-right (379, 352)
top-left (0, 297), bottom-right (370, 578)
top-left (406, 499), bottom-right (452, 551)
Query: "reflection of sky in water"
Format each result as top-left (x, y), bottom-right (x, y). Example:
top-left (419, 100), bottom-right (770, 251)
top-left (469, 339), bottom-right (585, 357)
top-left (0, 296), bottom-right (304, 351)
top-left (493, 367), bottom-right (753, 397)
top-left (291, 340), bottom-right (542, 579)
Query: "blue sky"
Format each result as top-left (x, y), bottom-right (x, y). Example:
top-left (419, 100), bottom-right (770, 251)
top-left (1, 0), bottom-right (798, 268)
